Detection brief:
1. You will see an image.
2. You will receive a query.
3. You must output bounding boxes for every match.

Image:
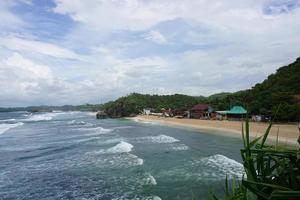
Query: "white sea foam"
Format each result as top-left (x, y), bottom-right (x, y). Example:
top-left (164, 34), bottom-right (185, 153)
top-left (136, 134), bottom-right (180, 144)
top-left (143, 196), bottom-right (162, 200)
top-left (23, 113), bottom-right (60, 122)
top-left (167, 143), bottom-right (190, 151)
top-left (85, 152), bottom-right (143, 168)
top-left (0, 118), bottom-right (16, 122)
top-left (200, 154), bottom-right (244, 178)
top-left (143, 174), bottom-right (157, 185)
top-left (106, 141), bottom-right (134, 154)
top-left (160, 154), bottom-right (244, 181)
top-left (0, 122), bottom-right (24, 135)
top-left (67, 120), bottom-right (88, 125)
top-left (81, 126), bottom-right (113, 134)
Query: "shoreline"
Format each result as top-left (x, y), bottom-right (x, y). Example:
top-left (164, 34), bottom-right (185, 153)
top-left (127, 115), bottom-right (300, 146)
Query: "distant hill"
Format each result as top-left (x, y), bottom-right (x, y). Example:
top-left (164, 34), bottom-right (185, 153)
top-left (0, 104), bottom-right (102, 113)
top-left (2, 58), bottom-right (299, 120)
top-left (207, 57), bottom-right (300, 120)
top-left (102, 57), bottom-right (300, 120)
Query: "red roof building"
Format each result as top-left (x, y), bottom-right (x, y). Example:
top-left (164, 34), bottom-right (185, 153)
top-left (190, 104), bottom-right (213, 119)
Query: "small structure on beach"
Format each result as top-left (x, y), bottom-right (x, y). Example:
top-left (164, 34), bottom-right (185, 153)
top-left (190, 104), bottom-right (213, 119)
top-left (143, 108), bottom-right (153, 115)
top-left (216, 106), bottom-right (247, 120)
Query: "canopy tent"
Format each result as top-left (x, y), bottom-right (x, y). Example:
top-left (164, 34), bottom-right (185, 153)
top-left (226, 106), bottom-right (247, 114)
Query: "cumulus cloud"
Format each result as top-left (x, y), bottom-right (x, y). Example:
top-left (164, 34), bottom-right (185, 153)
top-left (0, 0), bottom-right (300, 106)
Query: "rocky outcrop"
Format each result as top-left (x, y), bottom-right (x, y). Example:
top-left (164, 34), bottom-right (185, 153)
top-left (96, 111), bottom-right (108, 119)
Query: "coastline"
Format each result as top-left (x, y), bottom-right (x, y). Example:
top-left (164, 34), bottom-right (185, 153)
top-left (127, 115), bottom-right (300, 146)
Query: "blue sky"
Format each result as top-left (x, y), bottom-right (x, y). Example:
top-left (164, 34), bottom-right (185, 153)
top-left (0, 0), bottom-right (300, 106)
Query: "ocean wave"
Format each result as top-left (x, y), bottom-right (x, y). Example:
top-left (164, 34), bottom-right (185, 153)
top-left (167, 143), bottom-right (190, 151)
top-left (107, 141), bottom-right (133, 153)
top-left (90, 141), bottom-right (134, 154)
top-left (0, 122), bottom-right (24, 135)
top-left (135, 134), bottom-right (180, 144)
top-left (144, 196), bottom-right (162, 200)
top-left (105, 153), bottom-right (143, 168)
top-left (80, 126), bottom-right (113, 135)
top-left (84, 152), bottom-right (143, 168)
top-left (160, 154), bottom-right (244, 181)
top-left (143, 174), bottom-right (157, 185)
top-left (200, 154), bottom-right (244, 179)
top-left (0, 118), bottom-right (16, 122)
top-left (67, 120), bottom-right (91, 126)
top-left (23, 113), bottom-right (60, 122)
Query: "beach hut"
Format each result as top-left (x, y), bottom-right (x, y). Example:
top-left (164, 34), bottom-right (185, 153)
top-left (143, 108), bottom-right (153, 115)
top-left (226, 106), bottom-right (247, 120)
top-left (216, 106), bottom-right (247, 120)
top-left (190, 104), bottom-right (213, 119)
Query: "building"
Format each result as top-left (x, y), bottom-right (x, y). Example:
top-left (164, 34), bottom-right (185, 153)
top-left (216, 106), bottom-right (247, 120)
top-left (190, 104), bottom-right (213, 119)
top-left (143, 108), bottom-right (153, 115)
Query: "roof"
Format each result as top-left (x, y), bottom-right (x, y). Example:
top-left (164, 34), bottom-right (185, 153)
top-left (227, 106), bottom-right (247, 114)
top-left (191, 104), bottom-right (210, 111)
top-left (216, 106), bottom-right (247, 115)
top-left (216, 110), bottom-right (229, 114)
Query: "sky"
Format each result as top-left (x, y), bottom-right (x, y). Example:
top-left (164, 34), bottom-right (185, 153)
top-left (1, 0), bottom-right (300, 107)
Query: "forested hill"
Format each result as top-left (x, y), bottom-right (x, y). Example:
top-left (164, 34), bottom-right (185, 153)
top-left (102, 57), bottom-right (300, 120)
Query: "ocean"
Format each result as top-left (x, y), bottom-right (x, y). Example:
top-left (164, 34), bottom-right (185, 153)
top-left (0, 111), bottom-right (244, 200)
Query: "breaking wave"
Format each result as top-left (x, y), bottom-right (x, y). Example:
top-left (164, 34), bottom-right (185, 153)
top-left (107, 141), bottom-right (134, 153)
top-left (135, 134), bottom-right (180, 144)
top-left (23, 113), bottom-right (61, 122)
top-left (161, 154), bottom-right (244, 181)
top-left (143, 174), bottom-right (157, 185)
top-left (0, 122), bottom-right (24, 135)
top-left (68, 120), bottom-right (86, 125)
top-left (200, 154), bottom-right (244, 179)
top-left (89, 141), bottom-right (134, 155)
top-left (0, 118), bottom-right (16, 122)
top-left (81, 126), bottom-right (113, 134)
top-left (167, 143), bottom-right (190, 151)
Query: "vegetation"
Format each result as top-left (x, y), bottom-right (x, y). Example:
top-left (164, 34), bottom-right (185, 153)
top-left (208, 118), bottom-right (300, 200)
top-left (207, 57), bottom-right (300, 121)
top-left (101, 57), bottom-right (300, 120)
top-left (102, 93), bottom-right (205, 117)
top-left (1, 58), bottom-right (299, 120)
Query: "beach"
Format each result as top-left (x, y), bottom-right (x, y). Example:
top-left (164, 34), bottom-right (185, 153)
top-left (130, 115), bottom-right (300, 146)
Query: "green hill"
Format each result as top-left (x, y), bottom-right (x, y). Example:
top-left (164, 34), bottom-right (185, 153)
top-left (103, 57), bottom-right (300, 120)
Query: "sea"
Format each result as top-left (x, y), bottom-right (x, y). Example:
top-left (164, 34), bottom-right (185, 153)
top-left (0, 111), bottom-right (244, 200)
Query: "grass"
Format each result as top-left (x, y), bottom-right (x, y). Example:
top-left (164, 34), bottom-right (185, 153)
top-left (208, 119), bottom-right (300, 200)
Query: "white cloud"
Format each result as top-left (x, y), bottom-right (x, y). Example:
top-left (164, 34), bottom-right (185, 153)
top-left (144, 30), bottom-right (168, 44)
top-left (0, 36), bottom-right (81, 60)
top-left (1, 0), bottom-right (300, 106)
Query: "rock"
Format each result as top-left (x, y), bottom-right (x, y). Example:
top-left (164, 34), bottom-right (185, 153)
top-left (96, 111), bottom-right (108, 119)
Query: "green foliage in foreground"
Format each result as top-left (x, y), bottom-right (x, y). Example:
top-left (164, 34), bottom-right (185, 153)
top-left (208, 119), bottom-right (300, 200)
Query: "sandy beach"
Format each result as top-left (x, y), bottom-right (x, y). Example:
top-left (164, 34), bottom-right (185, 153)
top-left (129, 115), bottom-right (300, 146)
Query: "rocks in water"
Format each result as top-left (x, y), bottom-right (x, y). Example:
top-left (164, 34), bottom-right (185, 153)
top-left (96, 111), bottom-right (108, 119)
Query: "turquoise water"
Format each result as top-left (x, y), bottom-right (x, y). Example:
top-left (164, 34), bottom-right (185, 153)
top-left (0, 112), bottom-right (244, 200)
